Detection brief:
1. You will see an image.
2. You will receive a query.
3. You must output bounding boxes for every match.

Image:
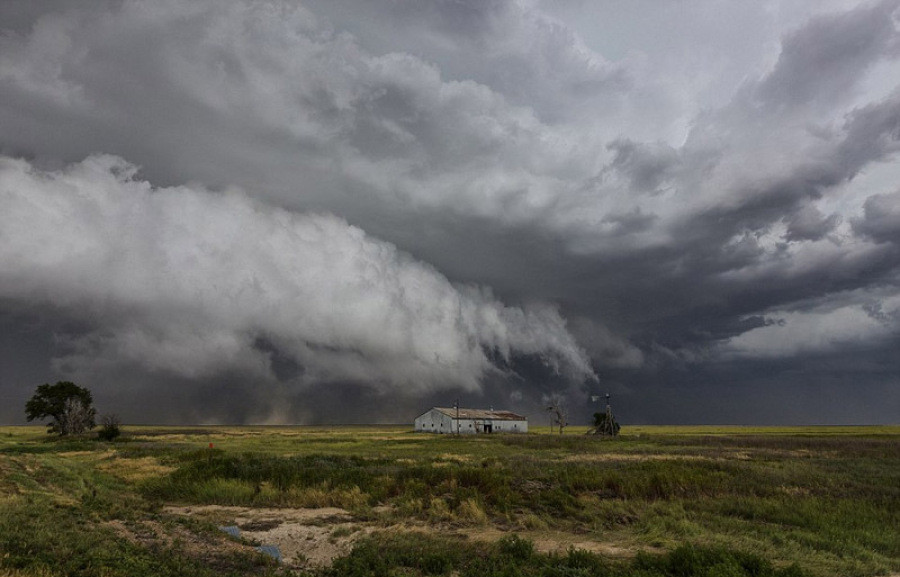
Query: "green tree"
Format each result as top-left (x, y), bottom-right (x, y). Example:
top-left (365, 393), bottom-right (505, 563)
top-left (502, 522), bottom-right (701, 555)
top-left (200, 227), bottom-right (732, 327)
top-left (25, 381), bottom-right (96, 436)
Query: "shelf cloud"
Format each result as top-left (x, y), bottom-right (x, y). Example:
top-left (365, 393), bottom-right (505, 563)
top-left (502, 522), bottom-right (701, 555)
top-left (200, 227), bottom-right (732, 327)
top-left (2, 0), bottom-right (900, 423)
top-left (0, 155), bottom-right (594, 400)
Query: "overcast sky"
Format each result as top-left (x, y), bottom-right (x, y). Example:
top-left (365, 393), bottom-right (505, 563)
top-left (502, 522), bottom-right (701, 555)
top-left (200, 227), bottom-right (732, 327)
top-left (2, 0), bottom-right (899, 425)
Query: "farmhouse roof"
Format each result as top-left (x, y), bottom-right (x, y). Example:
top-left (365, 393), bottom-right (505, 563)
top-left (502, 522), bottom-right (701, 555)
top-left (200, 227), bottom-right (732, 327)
top-left (433, 407), bottom-right (527, 421)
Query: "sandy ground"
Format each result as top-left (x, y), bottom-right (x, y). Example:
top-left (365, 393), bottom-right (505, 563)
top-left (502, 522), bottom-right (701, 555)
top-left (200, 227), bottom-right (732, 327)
top-left (165, 505), bottom-right (370, 568)
top-left (164, 504), bottom-right (646, 570)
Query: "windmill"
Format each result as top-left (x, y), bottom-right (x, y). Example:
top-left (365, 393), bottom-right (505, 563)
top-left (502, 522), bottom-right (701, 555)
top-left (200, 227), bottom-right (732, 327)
top-left (590, 393), bottom-right (619, 436)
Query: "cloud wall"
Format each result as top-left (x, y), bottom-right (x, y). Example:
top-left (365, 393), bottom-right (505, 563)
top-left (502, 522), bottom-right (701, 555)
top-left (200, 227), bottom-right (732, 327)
top-left (0, 154), bottom-right (594, 394)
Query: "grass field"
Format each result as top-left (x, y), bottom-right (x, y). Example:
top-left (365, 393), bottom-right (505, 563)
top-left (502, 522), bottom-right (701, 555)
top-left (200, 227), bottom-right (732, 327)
top-left (0, 425), bottom-right (897, 576)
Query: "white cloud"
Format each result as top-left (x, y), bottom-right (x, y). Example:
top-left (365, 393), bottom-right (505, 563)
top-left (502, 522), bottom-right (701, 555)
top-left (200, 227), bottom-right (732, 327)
top-left (0, 154), bottom-right (595, 390)
top-left (723, 300), bottom-right (899, 358)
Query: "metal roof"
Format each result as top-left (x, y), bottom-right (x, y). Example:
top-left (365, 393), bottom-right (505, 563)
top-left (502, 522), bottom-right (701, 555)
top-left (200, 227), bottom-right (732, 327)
top-left (433, 407), bottom-right (527, 421)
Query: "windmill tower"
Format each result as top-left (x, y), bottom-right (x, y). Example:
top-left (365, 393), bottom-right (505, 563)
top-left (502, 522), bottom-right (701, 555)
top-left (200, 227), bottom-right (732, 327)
top-left (601, 393), bottom-right (615, 435)
top-left (591, 392), bottom-right (619, 436)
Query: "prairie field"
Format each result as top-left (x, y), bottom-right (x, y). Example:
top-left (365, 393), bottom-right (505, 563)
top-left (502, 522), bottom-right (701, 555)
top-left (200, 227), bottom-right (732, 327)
top-left (0, 425), bottom-right (897, 577)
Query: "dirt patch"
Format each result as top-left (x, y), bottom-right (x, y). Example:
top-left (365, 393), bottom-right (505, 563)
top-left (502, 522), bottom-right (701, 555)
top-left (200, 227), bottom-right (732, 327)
top-left (242, 518), bottom-right (370, 568)
top-left (165, 505), bottom-right (366, 569)
top-left (165, 505), bottom-right (649, 569)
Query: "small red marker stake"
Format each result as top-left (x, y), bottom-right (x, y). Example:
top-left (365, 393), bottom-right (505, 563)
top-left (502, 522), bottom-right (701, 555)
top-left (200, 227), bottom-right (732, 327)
top-left (209, 442), bottom-right (214, 449)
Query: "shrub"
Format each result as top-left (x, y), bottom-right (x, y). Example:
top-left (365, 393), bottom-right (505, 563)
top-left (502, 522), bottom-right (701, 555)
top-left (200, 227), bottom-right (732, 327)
top-left (97, 414), bottom-right (122, 441)
top-left (496, 534), bottom-right (534, 560)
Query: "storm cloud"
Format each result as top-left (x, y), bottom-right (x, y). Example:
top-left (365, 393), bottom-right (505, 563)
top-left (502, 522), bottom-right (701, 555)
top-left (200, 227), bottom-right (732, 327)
top-left (1, 0), bottom-right (899, 424)
top-left (0, 154), bottom-right (593, 407)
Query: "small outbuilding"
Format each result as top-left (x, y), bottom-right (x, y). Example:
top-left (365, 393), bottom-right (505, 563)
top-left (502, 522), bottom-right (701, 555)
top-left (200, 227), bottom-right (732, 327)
top-left (414, 407), bottom-right (528, 434)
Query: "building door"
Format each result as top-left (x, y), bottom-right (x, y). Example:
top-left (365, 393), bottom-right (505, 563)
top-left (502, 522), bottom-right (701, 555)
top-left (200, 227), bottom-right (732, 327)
top-left (484, 423), bottom-right (492, 433)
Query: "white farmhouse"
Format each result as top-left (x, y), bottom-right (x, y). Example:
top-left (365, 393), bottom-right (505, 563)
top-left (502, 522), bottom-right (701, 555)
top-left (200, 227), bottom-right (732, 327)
top-left (414, 407), bottom-right (528, 434)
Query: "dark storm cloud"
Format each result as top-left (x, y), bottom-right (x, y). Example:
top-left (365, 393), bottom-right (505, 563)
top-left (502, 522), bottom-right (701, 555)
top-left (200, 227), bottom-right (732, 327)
top-left (1, 0), bottom-right (900, 424)
top-left (854, 190), bottom-right (900, 242)
top-left (301, 0), bottom-right (631, 124)
top-left (607, 139), bottom-right (679, 194)
top-left (783, 206), bottom-right (840, 242)
top-left (0, 155), bottom-right (593, 412)
top-left (755, 0), bottom-right (900, 110)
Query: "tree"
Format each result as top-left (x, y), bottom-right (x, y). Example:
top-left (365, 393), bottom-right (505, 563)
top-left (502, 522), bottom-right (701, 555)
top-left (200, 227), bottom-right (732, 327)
top-left (25, 382), bottom-right (96, 436)
top-left (546, 400), bottom-right (568, 435)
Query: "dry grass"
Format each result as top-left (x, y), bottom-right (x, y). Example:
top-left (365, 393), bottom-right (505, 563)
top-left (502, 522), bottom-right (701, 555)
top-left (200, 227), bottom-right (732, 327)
top-left (1, 424), bottom-right (898, 577)
top-left (561, 453), bottom-right (710, 462)
top-left (97, 456), bottom-right (176, 483)
top-left (0, 568), bottom-right (58, 577)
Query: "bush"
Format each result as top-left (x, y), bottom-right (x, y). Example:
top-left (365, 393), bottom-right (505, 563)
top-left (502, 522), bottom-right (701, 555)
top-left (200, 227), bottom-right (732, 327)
top-left (497, 534), bottom-right (534, 560)
top-left (634, 544), bottom-right (807, 577)
top-left (97, 414), bottom-right (122, 441)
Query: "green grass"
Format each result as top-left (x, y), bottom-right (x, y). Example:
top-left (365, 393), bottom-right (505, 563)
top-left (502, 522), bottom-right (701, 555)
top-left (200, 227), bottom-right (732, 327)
top-left (0, 425), bottom-right (898, 576)
top-left (323, 532), bottom-right (806, 577)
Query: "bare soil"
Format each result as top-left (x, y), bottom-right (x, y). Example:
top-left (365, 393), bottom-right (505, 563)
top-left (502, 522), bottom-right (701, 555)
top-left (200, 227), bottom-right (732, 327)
top-left (164, 505), bottom-right (648, 569)
top-left (165, 505), bottom-right (369, 568)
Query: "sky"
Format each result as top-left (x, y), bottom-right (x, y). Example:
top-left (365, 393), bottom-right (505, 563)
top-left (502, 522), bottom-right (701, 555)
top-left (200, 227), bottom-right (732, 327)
top-left (1, 0), bottom-right (899, 425)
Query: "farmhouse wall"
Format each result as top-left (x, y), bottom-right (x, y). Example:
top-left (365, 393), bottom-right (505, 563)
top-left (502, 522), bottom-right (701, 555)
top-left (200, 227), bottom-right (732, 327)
top-left (414, 407), bottom-right (528, 434)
